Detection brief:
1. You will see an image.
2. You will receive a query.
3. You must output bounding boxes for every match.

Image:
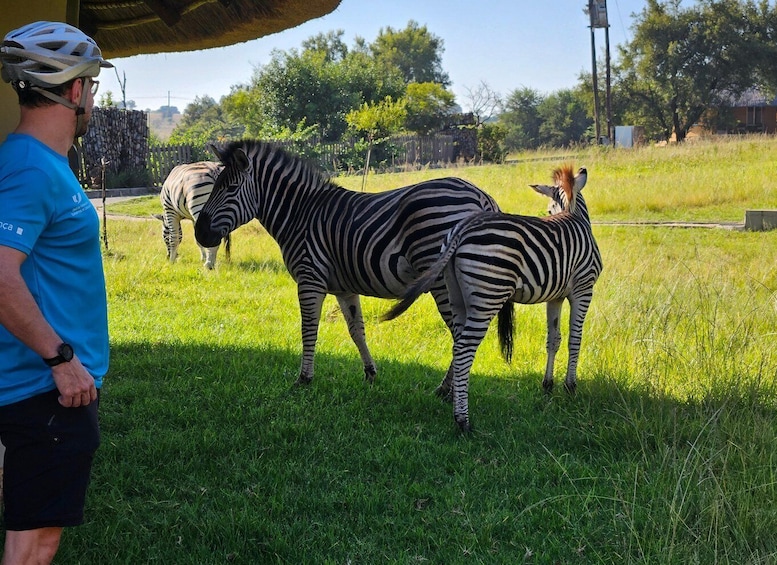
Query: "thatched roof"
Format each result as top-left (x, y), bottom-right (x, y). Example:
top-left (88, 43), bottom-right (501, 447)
top-left (80, 0), bottom-right (342, 59)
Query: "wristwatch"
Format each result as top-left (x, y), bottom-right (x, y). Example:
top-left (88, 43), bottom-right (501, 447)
top-left (43, 343), bottom-right (74, 367)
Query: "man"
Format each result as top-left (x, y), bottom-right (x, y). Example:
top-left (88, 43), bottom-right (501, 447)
top-left (0, 21), bottom-right (112, 565)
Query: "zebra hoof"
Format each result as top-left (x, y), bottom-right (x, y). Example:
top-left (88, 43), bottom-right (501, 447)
top-left (455, 416), bottom-right (472, 433)
top-left (542, 379), bottom-right (554, 394)
top-left (294, 375), bottom-right (312, 386)
top-left (435, 385), bottom-right (453, 403)
top-left (564, 381), bottom-right (577, 395)
top-left (364, 366), bottom-right (377, 384)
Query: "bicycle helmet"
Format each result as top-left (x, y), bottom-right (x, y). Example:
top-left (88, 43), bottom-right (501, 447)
top-left (1, 21), bottom-right (113, 88)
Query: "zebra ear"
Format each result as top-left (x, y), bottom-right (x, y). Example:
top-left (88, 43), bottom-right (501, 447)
top-left (207, 142), bottom-right (225, 162)
top-left (574, 167), bottom-right (588, 192)
top-left (530, 184), bottom-right (556, 198)
top-left (233, 148), bottom-right (250, 172)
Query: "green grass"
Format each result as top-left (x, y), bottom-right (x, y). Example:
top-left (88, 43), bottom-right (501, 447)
top-left (114, 134), bottom-right (777, 225)
top-left (28, 136), bottom-right (777, 563)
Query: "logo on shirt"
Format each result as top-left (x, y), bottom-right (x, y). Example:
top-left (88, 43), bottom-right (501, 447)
top-left (0, 221), bottom-right (24, 236)
top-left (72, 193), bottom-right (82, 204)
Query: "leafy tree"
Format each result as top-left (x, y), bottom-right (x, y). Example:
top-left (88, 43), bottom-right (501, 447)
top-left (615, 0), bottom-right (760, 142)
top-left (346, 96), bottom-right (407, 139)
top-left (302, 30), bottom-right (349, 63)
top-left (476, 123), bottom-right (507, 163)
top-left (499, 87), bottom-right (543, 151)
top-left (169, 95), bottom-right (244, 158)
top-left (403, 82), bottom-right (456, 134)
top-left (370, 20), bottom-right (450, 86)
top-left (98, 90), bottom-right (116, 108)
top-left (226, 45), bottom-right (404, 141)
top-left (749, 0), bottom-right (777, 94)
top-left (346, 96), bottom-right (407, 177)
top-left (537, 88), bottom-right (592, 147)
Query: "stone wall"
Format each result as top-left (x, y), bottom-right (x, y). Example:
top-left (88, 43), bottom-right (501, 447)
top-left (80, 107), bottom-right (149, 187)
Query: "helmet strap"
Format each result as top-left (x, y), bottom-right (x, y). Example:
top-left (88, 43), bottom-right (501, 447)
top-left (29, 79), bottom-right (90, 138)
top-left (74, 80), bottom-right (90, 138)
top-left (29, 85), bottom-right (77, 110)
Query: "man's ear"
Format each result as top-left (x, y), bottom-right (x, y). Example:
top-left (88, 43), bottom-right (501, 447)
top-left (68, 78), bottom-right (85, 105)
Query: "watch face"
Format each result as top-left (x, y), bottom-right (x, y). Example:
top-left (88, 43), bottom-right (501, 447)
top-left (58, 343), bottom-right (74, 361)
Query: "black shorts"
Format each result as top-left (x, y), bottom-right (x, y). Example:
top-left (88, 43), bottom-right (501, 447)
top-left (0, 388), bottom-right (100, 531)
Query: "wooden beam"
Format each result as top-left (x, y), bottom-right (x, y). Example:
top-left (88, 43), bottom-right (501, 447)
top-left (66, 0), bottom-right (80, 26)
top-left (142, 0), bottom-right (181, 27)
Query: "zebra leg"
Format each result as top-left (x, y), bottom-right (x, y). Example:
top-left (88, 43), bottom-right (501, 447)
top-left (335, 294), bottom-right (378, 383)
top-left (165, 214), bottom-right (182, 264)
top-left (451, 322), bottom-right (490, 433)
top-left (563, 291), bottom-right (593, 394)
top-left (429, 284), bottom-right (455, 402)
top-left (201, 245), bottom-right (219, 270)
top-left (543, 299), bottom-right (564, 393)
top-left (295, 286), bottom-right (326, 386)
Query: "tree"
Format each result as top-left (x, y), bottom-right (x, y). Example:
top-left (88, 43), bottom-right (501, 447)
top-left (615, 0), bottom-right (760, 142)
top-left (499, 87), bottom-right (543, 151)
top-left (537, 88), bottom-right (592, 147)
top-left (346, 96), bottom-right (407, 139)
top-left (370, 20), bottom-right (450, 86)
top-left (403, 82), bottom-right (456, 135)
top-left (226, 44), bottom-right (404, 141)
top-left (749, 0), bottom-right (777, 94)
top-left (301, 30), bottom-right (348, 63)
top-left (169, 95), bottom-right (244, 158)
top-left (462, 81), bottom-right (502, 126)
top-left (346, 96), bottom-right (407, 181)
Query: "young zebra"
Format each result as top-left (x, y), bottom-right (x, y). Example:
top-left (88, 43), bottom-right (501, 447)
top-left (195, 140), bottom-right (500, 387)
top-left (158, 161), bottom-right (230, 269)
top-left (383, 165), bottom-right (603, 432)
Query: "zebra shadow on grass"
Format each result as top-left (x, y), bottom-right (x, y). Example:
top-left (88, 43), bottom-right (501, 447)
top-left (101, 340), bottom-right (775, 447)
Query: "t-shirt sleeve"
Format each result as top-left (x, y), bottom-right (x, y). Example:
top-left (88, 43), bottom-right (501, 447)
top-left (0, 167), bottom-right (53, 254)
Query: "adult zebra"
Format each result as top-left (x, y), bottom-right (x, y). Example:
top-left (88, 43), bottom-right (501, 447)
top-left (195, 140), bottom-right (500, 387)
top-left (383, 165), bottom-right (603, 432)
top-left (157, 161), bottom-right (230, 269)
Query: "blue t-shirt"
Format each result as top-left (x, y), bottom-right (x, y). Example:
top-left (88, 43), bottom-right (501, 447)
top-left (0, 133), bottom-right (109, 405)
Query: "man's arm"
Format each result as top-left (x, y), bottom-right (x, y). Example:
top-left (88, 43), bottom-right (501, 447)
top-left (0, 245), bottom-right (97, 407)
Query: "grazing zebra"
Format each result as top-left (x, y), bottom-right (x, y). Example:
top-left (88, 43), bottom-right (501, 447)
top-left (383, 165), bottom-right (603, 432)
top-left (158, 161), bottom-right (230, 269)
top-left (194, 140), bottom-right (500, 387)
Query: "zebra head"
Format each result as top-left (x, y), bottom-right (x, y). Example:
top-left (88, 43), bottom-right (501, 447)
top-left (530, 165), bottom-right (587, 216)
top-left (195, 141), bottom-right (260, 249)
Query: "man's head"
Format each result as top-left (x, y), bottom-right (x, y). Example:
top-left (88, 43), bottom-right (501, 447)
top-left (0, 21), bottom-right (113, 136)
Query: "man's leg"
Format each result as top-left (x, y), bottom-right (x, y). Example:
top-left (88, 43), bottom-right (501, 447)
top-left (2, 527), bottom-right (63, 565)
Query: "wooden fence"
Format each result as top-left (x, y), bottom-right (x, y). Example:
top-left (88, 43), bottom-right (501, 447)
top-left (81, 134), bottom-right (457, 188)
top-left (148, 145), bottom-right (193, 186)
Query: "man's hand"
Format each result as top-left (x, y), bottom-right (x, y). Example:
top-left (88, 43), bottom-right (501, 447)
top-left (51, 355), bottom-right (97, 407)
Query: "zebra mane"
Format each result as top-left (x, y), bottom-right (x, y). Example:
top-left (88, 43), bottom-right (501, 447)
top-left (217, 139), bottom-right (341, 191)
top-left (552, 163), bottom-right (577, 214)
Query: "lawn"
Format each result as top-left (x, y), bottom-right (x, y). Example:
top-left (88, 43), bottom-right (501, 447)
top-left (27, 136), bottom-right (777, 563)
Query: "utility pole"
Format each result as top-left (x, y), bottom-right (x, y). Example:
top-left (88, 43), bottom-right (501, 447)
top-left (586, 0), bottom-right (613, 145)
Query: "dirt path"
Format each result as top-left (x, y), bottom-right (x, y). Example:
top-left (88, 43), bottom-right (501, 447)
top-left (594, 220), bottom-right (744, 230)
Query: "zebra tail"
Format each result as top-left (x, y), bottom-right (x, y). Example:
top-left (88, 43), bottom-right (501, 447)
top-left (381, 225), bottom-right (464, 322)
top-left (224, 234), bottom-right (232, 262)
top-left (497, 302), bottom-right (514, 363)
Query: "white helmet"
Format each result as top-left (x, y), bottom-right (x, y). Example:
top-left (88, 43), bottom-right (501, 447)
top-left (1, 21), bottom-right (113, 88)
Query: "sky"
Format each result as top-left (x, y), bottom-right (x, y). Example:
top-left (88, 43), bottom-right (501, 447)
top-left (98, 0), bottom-right (662, 113)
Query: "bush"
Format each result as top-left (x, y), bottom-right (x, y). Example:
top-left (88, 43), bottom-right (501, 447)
top-left (477, 123), bottom-right (508, 163)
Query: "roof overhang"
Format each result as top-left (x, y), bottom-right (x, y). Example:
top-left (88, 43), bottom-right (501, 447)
top-left (80, 0), bottom-right (343, 59)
